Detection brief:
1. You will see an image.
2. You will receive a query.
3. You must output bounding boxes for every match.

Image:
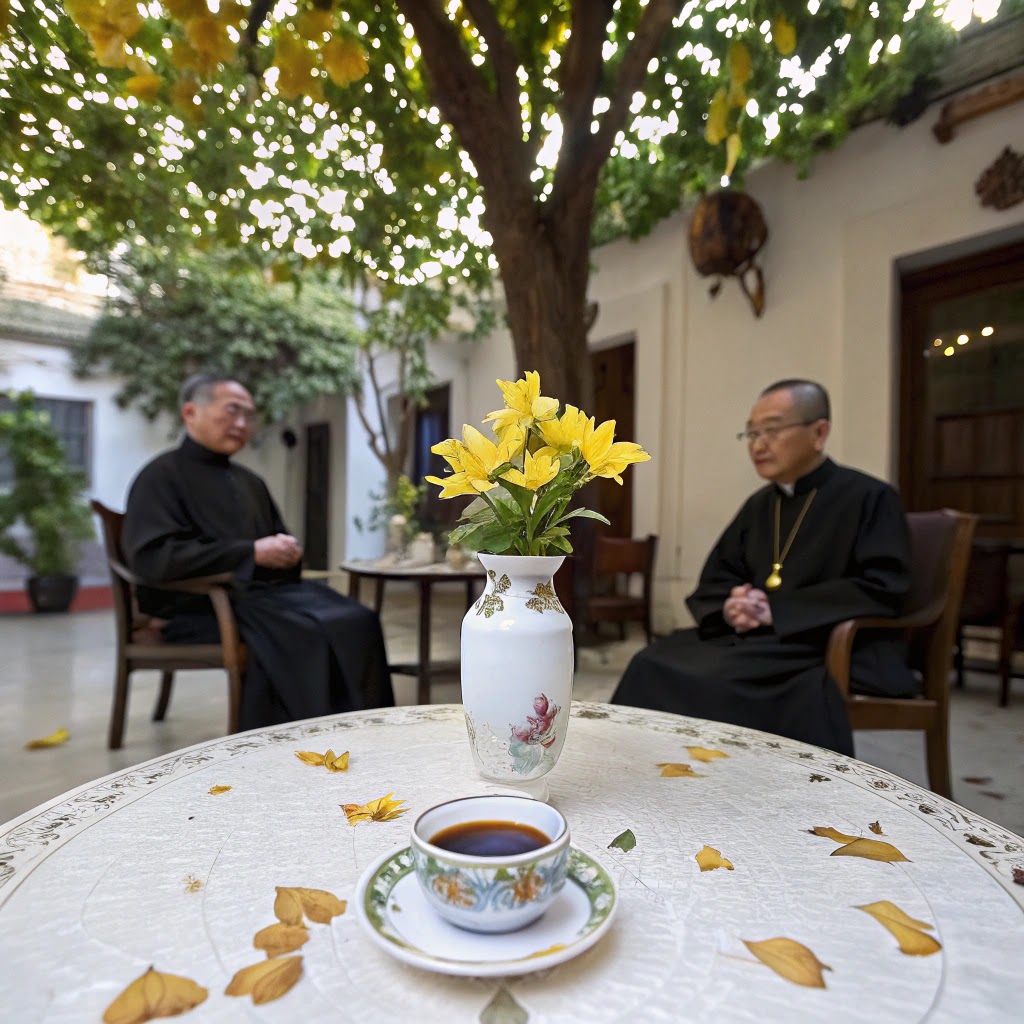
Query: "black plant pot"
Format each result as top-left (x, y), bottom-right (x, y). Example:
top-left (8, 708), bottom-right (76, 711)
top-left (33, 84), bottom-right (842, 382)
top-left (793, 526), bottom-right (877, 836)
top-left (26, 574), bottom-right (79, 613)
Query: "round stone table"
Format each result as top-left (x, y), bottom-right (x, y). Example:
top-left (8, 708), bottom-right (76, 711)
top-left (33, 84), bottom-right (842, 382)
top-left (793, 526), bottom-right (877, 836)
top-left (2, 703), bottom-right (1022, 1022)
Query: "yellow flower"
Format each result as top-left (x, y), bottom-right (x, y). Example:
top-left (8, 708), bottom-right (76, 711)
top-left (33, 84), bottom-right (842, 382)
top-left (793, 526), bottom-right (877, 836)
top-left (581, 417), bottom-right (651, 485)
top-left (484, 371), bottom-right (559, 440)
top-left (341, 792), bottom-right (409, 825)
top-left (502, 449), bottom-right (559, 492)
top-left (426, 424), bottom-right (524, 499)
top-left (537, 404), bottom-right (590, 455)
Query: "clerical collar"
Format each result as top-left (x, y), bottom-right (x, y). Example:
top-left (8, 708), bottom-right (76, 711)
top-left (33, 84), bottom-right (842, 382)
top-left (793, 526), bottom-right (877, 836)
top-left (180, 434), bottom-right (231, 467)
top-left (776, 457), bottom-right (836, 496)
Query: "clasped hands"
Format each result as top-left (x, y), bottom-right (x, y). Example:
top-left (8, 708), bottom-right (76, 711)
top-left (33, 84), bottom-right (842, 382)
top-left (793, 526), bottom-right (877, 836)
top-left (722, 583), bottom-right (772, 633)
top-left (254, 533), bottom-right (303, 569)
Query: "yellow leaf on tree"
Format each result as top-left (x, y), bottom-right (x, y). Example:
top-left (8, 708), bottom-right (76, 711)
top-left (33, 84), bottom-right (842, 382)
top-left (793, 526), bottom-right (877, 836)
top-left (656, 763), bottom-right (703, 778)
top-left (164, 0), bottom-right (207, 21)
top-left (224, 956), bottom-right (302, 1006)
top-left (253, 922), bottom-right (309, 958)
top-left (324, 749), bottom-right (350, 773)
top-left (342, 792), bottom-right (409, 825)
top-left (124, 73), bottom-right (162, 100)
top-left (695, 845), bottom-right (734, 871)
top-left (274, 886), bottom-right (347, 925)
top-left (773, 17), bottom-right (797, 56)
top-left (725, 133), bottom-right (742, 178)
top-left (856, 901), bottom-right (942, 956)
top-left (208, 785), bottom-right (232, 795)
top-left (705, 88), bottom-right (729, 146)
top-left (89, 28), bottom-right (129, 68)
top-left (743, 937), bottom-right (832, 988)
top-left (0, 0), bottom-right (10, 34)
top-left (728, 41), bottom-right (751, 87)
top-left (322, 38), bottom-right (370, 87)
top-left (831, 837), bottom-right (910, 863)
top-left (297, 8), bottom-right (334, 39)
top-left (294, 750), bottom-right (326, 767)
top-left (25, 727), bottom-right (70, 749)
top-left (687, 747), bottom-right (728, 763)
top-left (808, 825), bottom-right (860, 844)
top-left (103, 965), bottom-right (208, 1024)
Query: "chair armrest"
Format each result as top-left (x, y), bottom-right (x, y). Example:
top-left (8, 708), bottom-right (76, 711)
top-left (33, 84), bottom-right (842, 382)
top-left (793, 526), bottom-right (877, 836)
top-left (108, 557), bottom-right (234, 594)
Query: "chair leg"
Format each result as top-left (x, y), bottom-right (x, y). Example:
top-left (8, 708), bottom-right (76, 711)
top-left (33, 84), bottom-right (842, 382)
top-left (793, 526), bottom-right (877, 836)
top-left (153, 671), bottom-right (174, 721)
top-left (618, 622), bottom-right (626, 641)
top-left (226, 665), bottom-right (243, 734)
top-left (997, 624), bottom-right (1012, 708)
top-left (953, 626), bottom-right (965, 689)
top-left (108, 662), bottom-right (130, 750)
top-left (925, 720), bottom-right (952, 799)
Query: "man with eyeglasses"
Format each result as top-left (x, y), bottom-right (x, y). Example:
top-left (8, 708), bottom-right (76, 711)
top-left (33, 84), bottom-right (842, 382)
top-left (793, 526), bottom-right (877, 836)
top-left (611, 378), bottom-right (914, 755)
top-left (122, 373), bottom-right (394, 729)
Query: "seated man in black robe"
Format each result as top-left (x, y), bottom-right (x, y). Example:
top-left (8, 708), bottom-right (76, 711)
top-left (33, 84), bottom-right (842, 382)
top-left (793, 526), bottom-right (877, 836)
top-left (122, 373), bottom-right (394, 730)
top-left (611, 379), bottom-right (914, 754)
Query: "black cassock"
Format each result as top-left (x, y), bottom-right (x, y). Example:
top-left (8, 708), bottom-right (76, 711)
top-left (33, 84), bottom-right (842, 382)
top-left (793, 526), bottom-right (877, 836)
top-left (611, 458), bottom-right (915, 754)
top-left (122, 436), bottom-right (394, 730)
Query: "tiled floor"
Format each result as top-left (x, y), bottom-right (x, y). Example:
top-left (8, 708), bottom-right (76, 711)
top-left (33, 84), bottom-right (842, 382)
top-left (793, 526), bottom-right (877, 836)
top-left (2, 590), bottom-right (1023, 835)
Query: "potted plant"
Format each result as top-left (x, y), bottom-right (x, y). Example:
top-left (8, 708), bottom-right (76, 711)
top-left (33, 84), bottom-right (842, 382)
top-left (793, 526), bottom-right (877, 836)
top-left (0, 390), bottom-right (95, 612)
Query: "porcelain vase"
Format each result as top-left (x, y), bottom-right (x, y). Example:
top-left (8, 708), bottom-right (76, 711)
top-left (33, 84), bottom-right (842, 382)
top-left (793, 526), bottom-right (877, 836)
top-left (461, 554), bottom-right (573, 801)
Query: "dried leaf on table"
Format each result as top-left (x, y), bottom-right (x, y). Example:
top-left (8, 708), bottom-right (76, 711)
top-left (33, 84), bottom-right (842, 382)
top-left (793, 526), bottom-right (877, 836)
top-left (656, 763), bottom-right (703, 778)
top-left (25, 727), bottom-right (70, 749)
top-left (869, 821), bottom-right (884, 835)
top-left (274, 886), bottom-right (347, 925)
top-left (324, 749), bottom-right (350, 773)
top-left (831, 838), bottom-right (910, 863)
top-left (103, 965), bottom-right (208, 1023)
top-left (274, 886), bottom-right (304, 926)
top-left (807, 826), bottom-right (860, 844)
top-left (687, 747), bottom-right (728, 763)
top-left (695, 845), bottom-right (734, 872)
top-left (742, 937), bottom-right (832, 988)
top-left (855, 900), bottom-right (941, 956)
top-left (341, 792), bottom-right (409, 825)
top-left (182, 875), bottom-right (202, 894)
top-left (253, 922), bottom-right (309, 957)
top-left (294, 750), bottom-right (326, 767)
top-left (224, 956), bottom-right (303, 1005)
top-left (208, 785), bottom-right (231, 795)
top-left (479, 986), bottom-right (529, 1024)
top-left (608, 829), bottom-right (636, 853)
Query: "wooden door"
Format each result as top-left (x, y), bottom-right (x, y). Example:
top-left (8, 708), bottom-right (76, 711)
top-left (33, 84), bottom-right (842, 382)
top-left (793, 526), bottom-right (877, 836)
top-left (591, 340), bottom-right (636, 538)
top-left (899, 242), bottom-right (1024, 538)
top-left (303, 422), bottom-right (330, 569)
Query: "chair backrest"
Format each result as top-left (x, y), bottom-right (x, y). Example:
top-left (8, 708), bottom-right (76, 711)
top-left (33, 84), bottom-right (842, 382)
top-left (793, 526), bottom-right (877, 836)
top-left (902, 510), bottom-right (977, 700)
top-left (90, 500), bottom-right (133, 646)
top-left (958, 540), bottom-right (1011, 624)
top-left (593, 535), bottom-right (658, 598)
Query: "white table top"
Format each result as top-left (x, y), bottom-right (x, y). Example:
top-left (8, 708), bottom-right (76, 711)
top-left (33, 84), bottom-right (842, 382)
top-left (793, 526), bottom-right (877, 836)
top-left (2, 703), bottom-right (1022, 1022)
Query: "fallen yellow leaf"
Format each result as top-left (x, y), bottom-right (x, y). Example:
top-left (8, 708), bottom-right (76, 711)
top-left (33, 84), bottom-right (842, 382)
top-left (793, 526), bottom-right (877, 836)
top-left (253, 922), bottom-right (309, 957)
top-left (25, 727), bottom-right (70, 749)
top-left (324, 749), bottom-right (350, 773)
top-left (274, 886), bottom-right (347, 926)
top-left (808, 826), bottom-right (860, 844)
top-left (695, 845), bottom-right (734, 872)
top-left (869, 821), bottom-right (884, 835)
top-left (224, 956), bottom-right (302, 1005)
top-left (687, 747), bottom-right (728, 763)
top-left (656, 763), bottom-right (703, 778)
top-left (856, 901), bottom-right (941, 956)
top-left (182, 875), bottom-right (202, 894)
top-left (831, 838), bottom-right (910, 864)
top-left (742, 937), bottom-right (831, 988)
top-left (273, 887), bottom-right (304, 926)
top-left (341, 792), bottom-right (409, 825)
top-left (294, 750), bottom-right (326, 767)
top-left (208, 785), bottom-right (231, 795)
top-left (103, 965), bottom-right (208, 1024)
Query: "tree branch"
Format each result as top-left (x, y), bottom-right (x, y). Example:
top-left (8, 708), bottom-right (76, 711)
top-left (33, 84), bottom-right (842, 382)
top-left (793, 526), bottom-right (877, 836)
top-left (244, 0), bottom-right (275, 48)
top-left (462, 0), bottom-right (523, 128)
top-left (353, 386), bottom-right (386, 466)
top-left (365, 349), bottom-right (392, 460)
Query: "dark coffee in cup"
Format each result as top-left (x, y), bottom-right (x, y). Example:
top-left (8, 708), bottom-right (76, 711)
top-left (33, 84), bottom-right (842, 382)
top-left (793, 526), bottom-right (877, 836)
top-left (429, 819), bottom-right (550, 857)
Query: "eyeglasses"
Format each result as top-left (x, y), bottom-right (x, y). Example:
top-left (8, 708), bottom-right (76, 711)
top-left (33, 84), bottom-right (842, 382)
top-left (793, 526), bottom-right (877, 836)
top-left (736, 420), bottom-right (815, 444)
top-left (217, 402), bottom-right (259, 426)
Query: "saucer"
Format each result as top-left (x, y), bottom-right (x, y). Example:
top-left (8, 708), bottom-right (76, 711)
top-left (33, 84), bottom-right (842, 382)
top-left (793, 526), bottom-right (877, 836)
top-left (354, 845), bottom-right (618, 977)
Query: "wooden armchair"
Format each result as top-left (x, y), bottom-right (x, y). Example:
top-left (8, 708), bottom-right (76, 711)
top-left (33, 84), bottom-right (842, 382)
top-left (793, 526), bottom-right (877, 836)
top-left (91, 501), bottom-right (247, 750)
top-left (825, 509), bottom-right (977, 798)
top-left (584, 535), bottom-right (658, 644)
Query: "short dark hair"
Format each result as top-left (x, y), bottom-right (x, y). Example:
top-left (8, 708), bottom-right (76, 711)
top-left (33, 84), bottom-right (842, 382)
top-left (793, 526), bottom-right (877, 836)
top-left (179, 372), bottom-right (236, 408)
top-left (760, 379), bottom-right (830, 423)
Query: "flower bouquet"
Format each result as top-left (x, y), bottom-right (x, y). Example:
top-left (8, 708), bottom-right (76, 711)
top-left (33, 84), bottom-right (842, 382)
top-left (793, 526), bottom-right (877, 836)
top-left (425, 371), bottom-right (650, 554)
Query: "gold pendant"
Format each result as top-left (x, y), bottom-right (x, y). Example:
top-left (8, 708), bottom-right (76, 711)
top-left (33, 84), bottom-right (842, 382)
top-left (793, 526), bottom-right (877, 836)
top-left (765, 564), bottom-right (782, 590)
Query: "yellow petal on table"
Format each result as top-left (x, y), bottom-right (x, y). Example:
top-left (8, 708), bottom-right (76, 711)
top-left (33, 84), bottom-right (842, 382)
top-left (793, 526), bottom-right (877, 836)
top-left (656, 763), bottom-right (703, 778)
top-left (224, 956), bottom-right (302, 1005)
top-left (807, 825), bottom-right (860, 844)
top-left (208, 785), bottom-right (231, 795)
top-left (182, 874), bottom-right (202, 894)
top-left (323, 749), bottom-right (350, 773)
top-left (869, 820), bottom-right (884, 835)
top-left (856, 902), bottom-right (941, 956)
top-left (293, 887), bottom-right (347, 924)
top-left (695, 845), bottom-right (734, 872)
top-left (25, 727), bottom-right (70, 749)
top-left (831, 837), bottom-right (910, 864)
top-left (742, 937), bottom-right (832, 988)
top-left (103, 965), bottom-right (208, 1024)
top-left (274, 886), bottom-right (305, 926)
top-left (253, 922), bottom-right (309, 957)
top-left (341, 792), bottom-right (409, 825)
top-left (687, 747), bottom-right (728, 763)
top-left (294, 750), bottom-right (326, 767)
